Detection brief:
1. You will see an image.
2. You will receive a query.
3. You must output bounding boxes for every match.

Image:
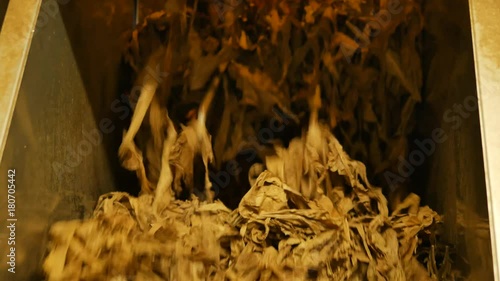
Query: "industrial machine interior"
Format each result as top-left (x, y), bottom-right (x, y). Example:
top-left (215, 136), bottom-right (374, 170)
top-left (0, 0), bottom-right (498, 280)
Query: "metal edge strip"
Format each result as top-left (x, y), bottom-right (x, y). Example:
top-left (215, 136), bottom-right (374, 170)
top-left (0, 0), bottom-right (43, 162)
top-left (468, 0), bottom-right (500, 278)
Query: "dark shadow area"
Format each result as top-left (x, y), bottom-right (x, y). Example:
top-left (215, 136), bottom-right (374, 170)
top-left (0, 0), bottom-right (9, 30)
top-left (416, 0), bottom-right (492, 278)
top-left (54, 0), bottom-right (167, 195)
top-left (419, 0), bottom-right (488, 222)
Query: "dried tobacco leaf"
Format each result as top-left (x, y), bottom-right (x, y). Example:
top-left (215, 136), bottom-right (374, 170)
top-left (44, 120), bottom-right (442, 280)
top-left (44, 0), bottom-right (458, 280)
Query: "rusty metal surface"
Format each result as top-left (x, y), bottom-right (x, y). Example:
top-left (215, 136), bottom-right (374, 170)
top-left (469, 0), bottom-right (500, 279)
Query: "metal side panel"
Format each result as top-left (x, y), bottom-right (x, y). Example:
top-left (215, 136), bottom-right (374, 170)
top-left (469, 0), bottom-right (500, 279)
top-left (0, 0), bottom-right (41, 164)
top-left (0, 0), bottom-right (136, 279)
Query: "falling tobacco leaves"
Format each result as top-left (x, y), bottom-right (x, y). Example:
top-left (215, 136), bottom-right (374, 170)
top-left (44, 0), bottom-right (464, 280)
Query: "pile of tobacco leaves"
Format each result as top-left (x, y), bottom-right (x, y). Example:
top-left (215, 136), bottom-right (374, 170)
top-left (43, 0), bottom-right (465, 280)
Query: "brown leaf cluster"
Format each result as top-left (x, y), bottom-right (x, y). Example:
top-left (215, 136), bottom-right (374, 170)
top-left (44, 121), bottom-right (441, 280)
top-left (43, 0), bottom-right (460, 280)
top-left (117, 0), bottom-right (426, 195)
